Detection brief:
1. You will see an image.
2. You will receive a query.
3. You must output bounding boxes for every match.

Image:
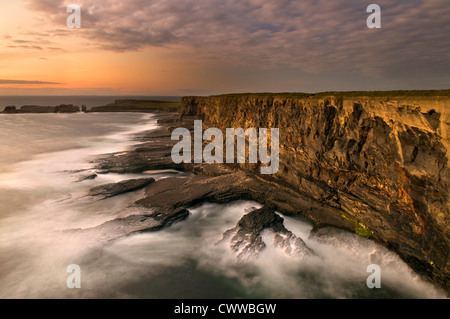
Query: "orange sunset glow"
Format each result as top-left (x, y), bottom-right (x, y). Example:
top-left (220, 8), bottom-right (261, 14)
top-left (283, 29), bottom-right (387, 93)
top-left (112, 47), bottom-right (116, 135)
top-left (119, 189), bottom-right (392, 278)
top-left (1, 0), bottom-right (449, 96)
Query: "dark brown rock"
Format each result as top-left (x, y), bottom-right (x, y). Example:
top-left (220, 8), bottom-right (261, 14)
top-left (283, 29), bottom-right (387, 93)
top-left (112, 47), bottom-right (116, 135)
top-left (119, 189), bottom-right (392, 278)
top-left (88, 95), bottom-right (449, 293)
top-left (74, 171), bottom-right (97, 182)
top-left (55, 104), bottom-right (80, 113)
top-left (221, 206), bottom-right (313, 258)
top-left (88, 178), bottom-right (155, 198)
top-left (181, 95), bottom-right (450, 292)
top-left (2, 106), bottom-right (17, 113)
top-left (18, 105), bottom-right (55, 113)
top-left (73, 205), bottom-right (189, 242)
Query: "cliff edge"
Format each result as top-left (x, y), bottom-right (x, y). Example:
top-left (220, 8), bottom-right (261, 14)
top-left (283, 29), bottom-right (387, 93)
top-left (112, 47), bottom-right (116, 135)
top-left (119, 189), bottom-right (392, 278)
top-left (181, 93), bottom-right (450, 291)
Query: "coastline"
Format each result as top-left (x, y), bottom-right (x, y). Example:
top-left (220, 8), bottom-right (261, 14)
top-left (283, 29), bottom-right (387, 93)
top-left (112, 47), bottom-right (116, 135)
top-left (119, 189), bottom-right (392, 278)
top-left (85, 101), bottom-right (448, 296)
top-left (1, 94), bottom-right (448, 297)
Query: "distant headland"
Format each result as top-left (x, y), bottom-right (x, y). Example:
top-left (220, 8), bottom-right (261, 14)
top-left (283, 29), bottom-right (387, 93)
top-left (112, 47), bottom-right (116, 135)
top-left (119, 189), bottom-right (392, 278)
top-left (1, 99), bottom-right (181, 114)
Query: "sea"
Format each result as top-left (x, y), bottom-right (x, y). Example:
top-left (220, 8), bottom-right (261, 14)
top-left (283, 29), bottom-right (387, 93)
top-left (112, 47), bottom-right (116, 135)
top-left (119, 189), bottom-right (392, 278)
top-left (0, 97), bottom-right (446, 299)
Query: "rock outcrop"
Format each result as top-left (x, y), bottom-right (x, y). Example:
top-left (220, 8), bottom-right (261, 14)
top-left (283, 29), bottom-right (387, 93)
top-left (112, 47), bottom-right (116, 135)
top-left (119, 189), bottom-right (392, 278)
top-left (73, 205), bottom-right (189, 242)
top-left (181, 94), bottom-right (450, 291)
top-left (2, 106), bottom-right (18, 113)
top-left (16, 105), bottom-right (56, 113)
top-left (87, 94), bottom-right (449, 293)
top-left (221, 206), bottom-right (313, 258)
top-left (88, 178), bottom-right (155, 198)
top-left (75, 171), bottom-right (97, 182)
top-left (54, 104), bottom-right (80, 113)
top-left (1, 104), bottom-right (80, 113)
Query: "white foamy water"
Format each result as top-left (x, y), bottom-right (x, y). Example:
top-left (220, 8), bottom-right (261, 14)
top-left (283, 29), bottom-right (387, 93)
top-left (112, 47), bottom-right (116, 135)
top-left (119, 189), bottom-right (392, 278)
top-left (0, 113), bottom-right (446, 299)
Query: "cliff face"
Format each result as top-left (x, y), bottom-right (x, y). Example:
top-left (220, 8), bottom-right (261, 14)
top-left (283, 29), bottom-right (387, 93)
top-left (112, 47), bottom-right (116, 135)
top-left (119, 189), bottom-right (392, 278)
top-left (181, 95), bottom-right (450, 291)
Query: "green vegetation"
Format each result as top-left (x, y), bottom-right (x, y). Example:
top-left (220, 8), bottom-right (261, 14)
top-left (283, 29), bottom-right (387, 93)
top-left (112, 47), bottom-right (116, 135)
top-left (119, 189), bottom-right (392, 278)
top-left (213, 92), bottom-right (312, 98)
top-left (213, 89), bottom-right (450, 99)
top-left (90, 100), bottom-right (180, 112)
top-left (108, 100), bottom-right (180, 109)
top-left (340, 213), bottom-right (372, 239)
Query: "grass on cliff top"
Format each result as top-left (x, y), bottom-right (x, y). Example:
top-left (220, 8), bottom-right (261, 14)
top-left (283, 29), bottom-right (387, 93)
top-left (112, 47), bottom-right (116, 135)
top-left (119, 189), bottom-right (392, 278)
top-left (94, 100), bottom-right (180, 110)
top-left (213, 89), bottom-right (450, 98)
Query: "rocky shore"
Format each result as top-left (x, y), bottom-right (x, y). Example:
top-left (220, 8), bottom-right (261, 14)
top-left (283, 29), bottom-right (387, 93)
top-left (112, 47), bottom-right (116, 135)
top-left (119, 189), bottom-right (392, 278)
top-left (68, 93), bottom-right (448, 294)
top-left (0, 99), bottom-right (180, 114)
top-left (2, 104), bottom-right (82, 113)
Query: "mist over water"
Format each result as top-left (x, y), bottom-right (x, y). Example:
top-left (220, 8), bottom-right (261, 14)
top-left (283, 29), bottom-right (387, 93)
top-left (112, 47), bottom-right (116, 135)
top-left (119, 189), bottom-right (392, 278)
top-left (0, 113), bottom-right (445, 299)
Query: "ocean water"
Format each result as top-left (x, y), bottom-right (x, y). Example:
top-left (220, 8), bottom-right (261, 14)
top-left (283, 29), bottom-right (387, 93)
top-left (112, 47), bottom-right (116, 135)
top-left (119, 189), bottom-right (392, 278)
top-left (0, 112), bottom-right (446, 299)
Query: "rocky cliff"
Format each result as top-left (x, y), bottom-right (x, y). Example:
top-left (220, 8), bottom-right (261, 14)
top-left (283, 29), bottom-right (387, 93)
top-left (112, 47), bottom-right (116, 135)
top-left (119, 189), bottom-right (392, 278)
top-left (181, 94), bottom-right (450, 291)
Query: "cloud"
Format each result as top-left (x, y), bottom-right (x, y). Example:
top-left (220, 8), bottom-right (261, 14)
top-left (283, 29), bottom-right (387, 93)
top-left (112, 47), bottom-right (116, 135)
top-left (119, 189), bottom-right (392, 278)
top-left (0, 80), bottom-right (62, 85)
top-left (3, 35), bottom-right (61, 52)
top-left (0, 87), bottom-right (118, 96)
top-left (7, 45), bottom-right (43, 50)
top-left (22, 0), bottom-right (450, 86)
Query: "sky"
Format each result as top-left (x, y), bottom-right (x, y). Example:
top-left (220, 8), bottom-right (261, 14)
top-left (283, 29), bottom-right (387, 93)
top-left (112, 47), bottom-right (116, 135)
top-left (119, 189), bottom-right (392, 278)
top-left (0, 0), bottom-right (449, 96)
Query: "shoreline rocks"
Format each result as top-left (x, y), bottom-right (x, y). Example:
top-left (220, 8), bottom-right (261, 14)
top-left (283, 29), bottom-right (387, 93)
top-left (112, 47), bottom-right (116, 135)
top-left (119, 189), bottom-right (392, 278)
top-left (181, 95), bottom-right (450, 293)
top-left (1, 104), bottom-right (81, 114)
top-left (45, 96), bottom-right (448, 294)
top-left (88, 178), bottom-right (155, 198)
top-left (73, 205), bottom-right (189, 242)
top-left (221, 206), bottom-right (314, 258)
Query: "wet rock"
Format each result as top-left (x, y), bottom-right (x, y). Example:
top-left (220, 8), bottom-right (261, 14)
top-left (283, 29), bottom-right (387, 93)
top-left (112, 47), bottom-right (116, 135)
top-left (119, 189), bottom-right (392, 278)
top-left (74, 171), bottom-right (97, 182)
top-left (182, 95), bottom-right (450, 292)
top-left (93, 121), bottom-right (181, 174)
top-left (134, 171), bottom-right (350, 231)
top-left (74, 205), bottom-right (189, 242)
top-left (88, 178), bottom-right (155, 198)
top-left (86, 97), bottom-right (450, 293)
top-left (221, 206), bottom-right (313, 259)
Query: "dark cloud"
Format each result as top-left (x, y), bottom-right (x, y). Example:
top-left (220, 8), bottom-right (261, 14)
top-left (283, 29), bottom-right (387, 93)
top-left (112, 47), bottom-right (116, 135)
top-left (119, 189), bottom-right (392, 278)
top-left (0, 80), bottom-right (62, 85)
top-left (4, 35), bottom-right (60, 51)
top-left (7, 45), bottom-right (43, 50)
top-left (23, 0), bottom-right (450, 88)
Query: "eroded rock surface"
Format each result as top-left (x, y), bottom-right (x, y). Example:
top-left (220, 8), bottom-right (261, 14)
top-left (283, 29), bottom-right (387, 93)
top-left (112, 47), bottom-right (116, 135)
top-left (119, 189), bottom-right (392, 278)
top-left (84, 97), bottom-right (449, 293)
top-left (222, 206), bottom-right (313, 258)
top-left (88, 178), bottom-right (155, 198)
top-left (182, 94), bottom-right (450, 291)
top-left (74, 205), bottom-right (189, 242)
